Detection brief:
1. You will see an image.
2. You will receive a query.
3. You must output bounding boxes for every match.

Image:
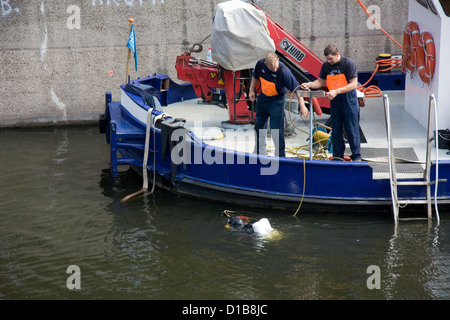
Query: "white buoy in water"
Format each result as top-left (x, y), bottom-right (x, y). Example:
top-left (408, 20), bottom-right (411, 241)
top-left (252, 218), bottom-right (273, 235)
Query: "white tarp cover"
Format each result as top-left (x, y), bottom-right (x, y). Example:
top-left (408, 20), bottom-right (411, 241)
top-left (211, 0), bottom-right (275, 71)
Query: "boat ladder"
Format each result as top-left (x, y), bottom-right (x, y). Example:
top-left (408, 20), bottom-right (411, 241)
top-left (383, 94), bottom-right (442, 224)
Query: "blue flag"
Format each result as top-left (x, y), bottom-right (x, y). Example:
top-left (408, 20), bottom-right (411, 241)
top-left (127, 25), bottom-right (138, 71)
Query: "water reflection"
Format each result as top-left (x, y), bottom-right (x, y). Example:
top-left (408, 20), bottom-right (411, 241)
top-left (98, 166), bottom-right (450, 299)
top-left (383, 221), bottom-right (446, 299)
top-left (0, 127), bottom-right (449, 299)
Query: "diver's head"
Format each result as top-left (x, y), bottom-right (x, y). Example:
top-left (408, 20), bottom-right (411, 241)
top-left (228, 216), bottom-right (245, 228)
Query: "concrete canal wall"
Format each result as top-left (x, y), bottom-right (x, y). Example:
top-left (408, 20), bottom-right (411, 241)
top-left (0, 0), bottom-right (408, 127)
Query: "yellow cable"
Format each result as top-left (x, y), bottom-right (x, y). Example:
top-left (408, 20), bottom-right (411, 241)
top-left (287, 88), bottom-right (330, 160)
top-left (293, 158), bottom-right (306, 217)
top-left (287, 89), bottom-right (329, 216)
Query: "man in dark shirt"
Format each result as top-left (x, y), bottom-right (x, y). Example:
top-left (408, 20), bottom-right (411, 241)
top-left (249, 53), bottom-right (309, 157)
top-left (301, 45), bottom-right (361, 161)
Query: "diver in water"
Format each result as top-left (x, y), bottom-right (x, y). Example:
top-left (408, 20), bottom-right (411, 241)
top-left (225, 215), bottom-right (274, 235)
top-left (227, 216), bottom-right (254, 232)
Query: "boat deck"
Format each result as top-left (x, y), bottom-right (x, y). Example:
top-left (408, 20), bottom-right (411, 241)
top-left (161, 91), bottom-right (450, 180)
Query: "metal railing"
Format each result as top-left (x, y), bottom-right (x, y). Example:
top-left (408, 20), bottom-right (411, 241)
top-left (383, 94), bottom-right (442, 225)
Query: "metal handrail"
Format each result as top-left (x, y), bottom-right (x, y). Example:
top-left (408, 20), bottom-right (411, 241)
top-left (384, 93), bottom-right (441, 225)
top-left (383, 94), bottom-right (399, 223)
top-left (430, 94), bottom-right (441, 225)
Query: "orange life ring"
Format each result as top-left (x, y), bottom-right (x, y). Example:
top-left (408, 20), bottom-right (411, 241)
top-left (402, 21), bottom-right (436, 82)
top-left (417, 32), bottom-right (435, 83)
top-left (402, 21), bottom-right (420, 73)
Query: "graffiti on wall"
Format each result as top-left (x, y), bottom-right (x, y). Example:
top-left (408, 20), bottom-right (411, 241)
top-left (91, 0), bottom-right (165, 6)
top-left (2, 1), bottom-right (380, 33)
top-left (1, 0), bottom-right (166, 19)
top-left (65, 1), bottom-right (165, 27)
top-left (1, 0), bottom-right (19, 17)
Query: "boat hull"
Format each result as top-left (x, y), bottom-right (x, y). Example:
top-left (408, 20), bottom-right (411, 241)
top-left (101, 74), bottom-right (450, 215)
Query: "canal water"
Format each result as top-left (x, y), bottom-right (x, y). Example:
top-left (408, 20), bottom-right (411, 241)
top-left (0, 126), bottom-right (449, 301)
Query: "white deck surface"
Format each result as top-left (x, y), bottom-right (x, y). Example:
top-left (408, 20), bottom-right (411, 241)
top-left (360, 91), bottom-right (449, 162)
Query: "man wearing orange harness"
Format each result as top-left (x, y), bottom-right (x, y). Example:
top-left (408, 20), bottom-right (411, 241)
top-left (249, 53), bottom-right (309, 157)
top-left (301, 45), bottom-right (361, 161)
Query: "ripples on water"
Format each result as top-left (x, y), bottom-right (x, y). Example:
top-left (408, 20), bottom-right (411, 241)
top-left (0, 127), bottom-right (449, 300)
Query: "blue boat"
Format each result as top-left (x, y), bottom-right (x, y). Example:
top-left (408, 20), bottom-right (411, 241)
top-left (99, 0), bottom-right (450, 222)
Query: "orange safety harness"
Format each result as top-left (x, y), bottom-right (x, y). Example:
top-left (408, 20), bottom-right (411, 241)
top-left (326, 74), bottom-right (349, 91)
top-left (258, 63), bottom-right (285, 97)
top-left (260, 77), bottom-right (280, 97)
top-left (259, 63), bottom-right (322, 116)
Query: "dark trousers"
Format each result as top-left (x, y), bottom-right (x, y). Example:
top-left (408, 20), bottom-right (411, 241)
top-left (330, 91), bottom-right (361, 161)
top-left (254, 94), bottom-right (285, 157)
